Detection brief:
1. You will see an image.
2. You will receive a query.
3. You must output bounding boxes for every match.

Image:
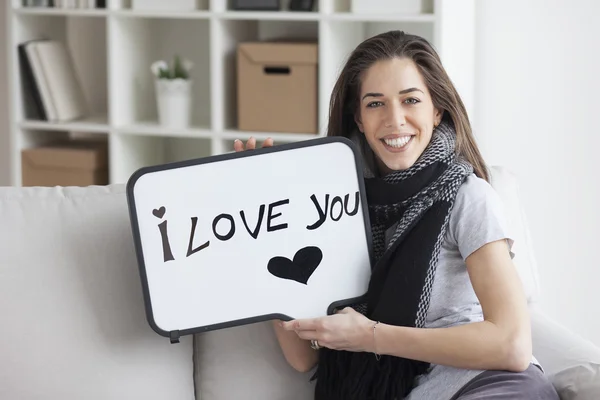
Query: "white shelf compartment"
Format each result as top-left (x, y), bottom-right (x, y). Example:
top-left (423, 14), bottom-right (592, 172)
top-left (16, 128), bottom-right (109, 182)
top-left (109, 133), bottom-right (212, 184)
top-left (12, 13), bottom-right (108, 124)
top-left (18, 129), bottom-right (86, 152)
top-left (211, 17), bottom-right (320, 134)
top-left (109, 15), bottom-right (211, 130)
top-left (324, 19), bottom-right (435, 53)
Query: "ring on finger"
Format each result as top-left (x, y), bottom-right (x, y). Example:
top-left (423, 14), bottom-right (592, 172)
top-left (310, 339), bottom-right (321, 350)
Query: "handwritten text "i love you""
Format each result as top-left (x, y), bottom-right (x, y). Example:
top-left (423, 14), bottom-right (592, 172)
top-left (151, 192), bottom-right (360, 262)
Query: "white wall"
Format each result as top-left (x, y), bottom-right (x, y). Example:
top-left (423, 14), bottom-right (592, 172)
top-left (0, 4), bottom-right (9, 187)
top-left (475, 0), bottom-right (600, 345)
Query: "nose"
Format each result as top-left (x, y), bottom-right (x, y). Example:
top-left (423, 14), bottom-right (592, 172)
top-left (384, 103), bottom-right (406, 129)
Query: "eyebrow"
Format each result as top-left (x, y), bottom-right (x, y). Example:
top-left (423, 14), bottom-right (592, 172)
top-left (361, 87), bottom-right (424, 101)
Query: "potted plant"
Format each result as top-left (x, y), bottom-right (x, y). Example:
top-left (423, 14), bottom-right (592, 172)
top-left (151, 55), bottom-right (194, 129)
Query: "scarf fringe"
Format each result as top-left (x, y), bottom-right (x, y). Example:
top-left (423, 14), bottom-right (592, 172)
top-left (312, 348), bottom-right (430, 400)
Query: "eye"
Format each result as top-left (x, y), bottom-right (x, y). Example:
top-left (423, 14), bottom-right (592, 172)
top-left (366, 101), bottom-right (384, 108)
top-left (404, 97), bottom-right (421, 105)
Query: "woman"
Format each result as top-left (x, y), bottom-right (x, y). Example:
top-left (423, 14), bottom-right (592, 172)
top-left (234, 31), bottom-right (559, 400)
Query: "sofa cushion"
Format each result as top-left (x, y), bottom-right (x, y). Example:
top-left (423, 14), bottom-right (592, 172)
top-left (194, 321), bottom-right (315, 399)
top-left (531, 308), bottom-right (600, 400)
top-left (0, 185), bottom-right (195, 400)
top-left (488, 166), bottom-right (541, 303)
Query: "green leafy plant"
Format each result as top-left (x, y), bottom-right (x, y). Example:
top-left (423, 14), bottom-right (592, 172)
top-left (151, 55), bottom-right (194, 80)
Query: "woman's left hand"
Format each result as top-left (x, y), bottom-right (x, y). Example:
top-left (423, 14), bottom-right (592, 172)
top-left (280, 307), bottom-right (376, 352)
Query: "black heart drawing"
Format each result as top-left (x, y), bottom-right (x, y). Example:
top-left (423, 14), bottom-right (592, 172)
top-left (267, 246), bottom-right (323, 285)
top-left (152, 206), bottom-right (166, 219)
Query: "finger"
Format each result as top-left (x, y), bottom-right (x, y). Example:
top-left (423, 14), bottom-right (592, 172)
top-left (262, 137), bottom-right (274, 148)
top-left (295, 330), bottom-right (319, 341)
top-left (281, 319), bottom-right (303, 331)
top-left (280, 320), bottom-right (293, 330)
top-left (281, 318), bottom-right (321, 331)
top-left (245, 137), bottom-right (256, 150)
top-left (296, 333), bottom-right (334, 350)
top-left (280, 320), bottom-right (298, 330)
top-left (233, 139), bottom-right (244, 152)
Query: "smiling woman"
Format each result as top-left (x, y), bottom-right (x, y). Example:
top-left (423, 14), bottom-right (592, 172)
top-left (355, 58), bottom-right (442, 173)
top-left (237, 30), bottom-right (560, 400)
top-left (327, 31), bottom-right (488, 184)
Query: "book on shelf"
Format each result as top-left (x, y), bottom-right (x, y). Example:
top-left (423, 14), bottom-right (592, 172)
top-left (18, 39), bottom-right (89, 123)
top-left (23, 0), bottom-right (106, 8)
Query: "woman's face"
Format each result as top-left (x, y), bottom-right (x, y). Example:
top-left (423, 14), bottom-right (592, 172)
top-left (355, 57), bottom-right (442, 174)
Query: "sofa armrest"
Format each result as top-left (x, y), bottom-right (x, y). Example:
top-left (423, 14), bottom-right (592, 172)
top-left (531, 307), bottom-right (600, 400)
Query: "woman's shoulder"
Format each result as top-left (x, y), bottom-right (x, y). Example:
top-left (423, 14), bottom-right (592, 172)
top-left (452, 172), bottom-right (507, 220)
top-left (454, 173), bottom-right (498, 207)
top-left (447, 173), bottom-right (513, 259)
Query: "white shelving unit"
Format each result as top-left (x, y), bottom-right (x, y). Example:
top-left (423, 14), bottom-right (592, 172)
top-left (6, 0), bottom-right (475, 186)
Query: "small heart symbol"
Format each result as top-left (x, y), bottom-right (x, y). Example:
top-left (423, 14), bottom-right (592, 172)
top-left (267, 246), bottom-right (323, 285)
top-left (152, 206), bottom-right (166, 219)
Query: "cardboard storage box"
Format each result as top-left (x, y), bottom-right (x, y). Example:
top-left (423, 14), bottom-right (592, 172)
top-left (22, 140), bottom-right (109, 187)
top-left (237, 41), bottom-right (318, 134)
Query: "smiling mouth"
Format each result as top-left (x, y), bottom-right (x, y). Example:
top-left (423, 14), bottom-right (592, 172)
top-left (381, 136), bottom-right (413, 149)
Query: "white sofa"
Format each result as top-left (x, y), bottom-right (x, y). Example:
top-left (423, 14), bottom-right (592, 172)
top-left (0, 166), bottom-right (599, 400)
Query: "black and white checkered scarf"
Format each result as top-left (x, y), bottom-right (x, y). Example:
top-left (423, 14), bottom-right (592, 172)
top-left (312, 120), bottom-right (474, 399)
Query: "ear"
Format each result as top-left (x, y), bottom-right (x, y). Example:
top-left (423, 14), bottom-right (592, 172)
top-left (433, 107), bottom-right (443, 126)
top-left (354, 112), bottom-right (364, 133)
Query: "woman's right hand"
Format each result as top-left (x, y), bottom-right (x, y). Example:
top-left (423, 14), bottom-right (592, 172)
top-left (233, 137), bottom-right (274, 152)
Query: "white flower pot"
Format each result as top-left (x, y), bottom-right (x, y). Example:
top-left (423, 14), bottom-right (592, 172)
top-left (155, 79), bottom-right (193, 129)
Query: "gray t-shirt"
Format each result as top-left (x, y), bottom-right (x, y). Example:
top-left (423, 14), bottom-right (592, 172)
top-left (384, 174), bottom-right (531, 400)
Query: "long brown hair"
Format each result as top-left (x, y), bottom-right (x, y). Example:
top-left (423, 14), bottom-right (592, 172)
top-left (327, 30), bottom-right (489, 182)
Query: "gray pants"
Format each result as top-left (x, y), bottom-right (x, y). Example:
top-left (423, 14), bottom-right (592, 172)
top-left (450, 364), bottom-right (560, 399)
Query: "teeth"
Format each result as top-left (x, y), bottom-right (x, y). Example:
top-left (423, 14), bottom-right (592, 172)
top-left (383, 136), bottom-right (412, 148)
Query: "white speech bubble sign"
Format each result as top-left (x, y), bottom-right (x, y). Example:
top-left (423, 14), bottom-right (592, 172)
top-left (126, 137), bottom-right (373, 343)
